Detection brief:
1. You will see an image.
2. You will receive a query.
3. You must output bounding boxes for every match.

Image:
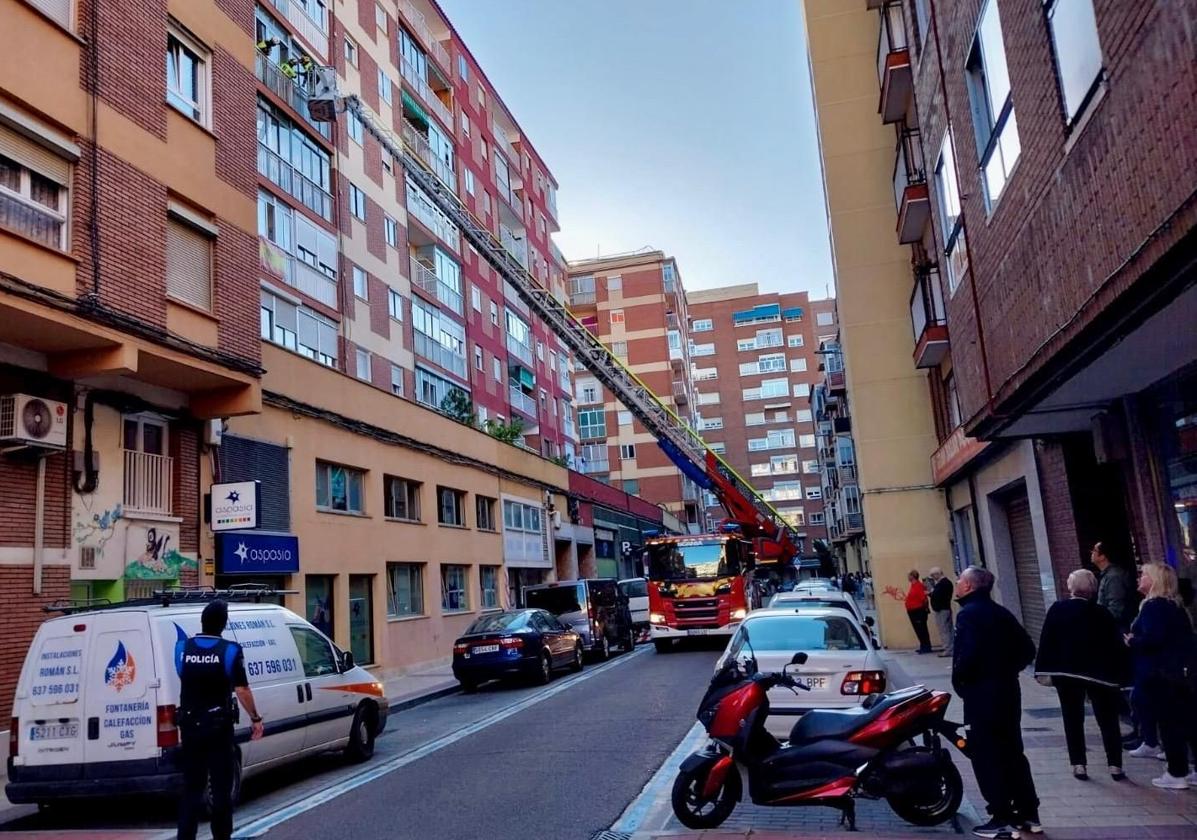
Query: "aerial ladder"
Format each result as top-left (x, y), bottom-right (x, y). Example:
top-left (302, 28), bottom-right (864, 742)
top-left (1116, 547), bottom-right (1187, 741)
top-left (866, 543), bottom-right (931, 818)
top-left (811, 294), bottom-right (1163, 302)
top-left (306, 71), bottom-right (802, 565)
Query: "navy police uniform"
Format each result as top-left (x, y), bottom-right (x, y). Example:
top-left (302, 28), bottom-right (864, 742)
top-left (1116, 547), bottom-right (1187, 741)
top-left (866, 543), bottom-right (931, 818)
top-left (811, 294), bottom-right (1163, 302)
top-left (175, 633), bottom-right (248, 840)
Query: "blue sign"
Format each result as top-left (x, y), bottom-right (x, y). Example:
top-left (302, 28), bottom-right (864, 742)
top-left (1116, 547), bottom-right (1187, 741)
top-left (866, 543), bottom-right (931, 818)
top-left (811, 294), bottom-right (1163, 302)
top-left (215, 532), bottom-right (299, 574)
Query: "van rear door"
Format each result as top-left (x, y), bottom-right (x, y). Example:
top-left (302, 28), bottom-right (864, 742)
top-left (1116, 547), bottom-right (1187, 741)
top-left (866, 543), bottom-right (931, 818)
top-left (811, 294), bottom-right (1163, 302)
top-left (82, 612), bottom-right (159, 768)
top-left (17, 618), bottom-right (89, 774)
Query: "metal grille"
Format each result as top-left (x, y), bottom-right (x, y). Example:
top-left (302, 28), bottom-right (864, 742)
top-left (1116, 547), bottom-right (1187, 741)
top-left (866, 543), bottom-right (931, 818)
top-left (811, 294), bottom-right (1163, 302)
top-left (217, 435), bottom-right (291, 531)
top-left (0, 395), bottom-right (14, 437)
top-left (79, 546), bottom-right (97, 570)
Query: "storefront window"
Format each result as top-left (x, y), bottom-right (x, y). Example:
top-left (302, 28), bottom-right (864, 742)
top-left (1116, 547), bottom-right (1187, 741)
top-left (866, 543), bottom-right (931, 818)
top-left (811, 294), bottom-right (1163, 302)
top-left (307, 574), bottom-right (334, 638)
top-left (348, 574), bottom-right (373, 665)
top-left (1155, 370), bottom-right (1197, 622)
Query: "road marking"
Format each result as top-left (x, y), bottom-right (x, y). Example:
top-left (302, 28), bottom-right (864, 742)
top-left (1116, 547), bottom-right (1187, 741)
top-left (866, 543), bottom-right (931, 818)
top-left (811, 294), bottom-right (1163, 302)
top-left (608, 721), bottom-right (706, 835)
top-left (215, 646), bottom-right (649, 839)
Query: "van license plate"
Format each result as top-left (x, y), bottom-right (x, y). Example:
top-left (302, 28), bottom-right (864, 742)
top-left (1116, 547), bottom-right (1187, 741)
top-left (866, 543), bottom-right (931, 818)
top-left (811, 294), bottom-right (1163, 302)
top-left (30, 723), bottom-right (78, 741)
top-left (472, 644), bottom-right (499, 653)
top-left (686, 629), bottom-right (710, 636)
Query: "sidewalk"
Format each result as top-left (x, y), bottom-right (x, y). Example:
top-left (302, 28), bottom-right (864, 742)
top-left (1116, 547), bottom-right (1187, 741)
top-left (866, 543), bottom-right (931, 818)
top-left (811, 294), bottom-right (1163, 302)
top-left (374, 658), bottom-right (460, 711)
top-left (625, 650), bottom-right (1197, 839)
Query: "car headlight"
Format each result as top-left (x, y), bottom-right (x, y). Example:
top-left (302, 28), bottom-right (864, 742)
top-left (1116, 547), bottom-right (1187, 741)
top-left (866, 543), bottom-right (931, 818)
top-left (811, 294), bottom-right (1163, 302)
top-left (730, 608), bottom-right (747, 620)
top-left (649, 612), bottom-right (666, 624)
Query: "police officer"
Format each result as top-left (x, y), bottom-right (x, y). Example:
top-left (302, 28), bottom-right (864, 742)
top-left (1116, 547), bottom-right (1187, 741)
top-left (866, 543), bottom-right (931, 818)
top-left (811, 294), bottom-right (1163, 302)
top-left (176, 600), bottom-right (264, 840)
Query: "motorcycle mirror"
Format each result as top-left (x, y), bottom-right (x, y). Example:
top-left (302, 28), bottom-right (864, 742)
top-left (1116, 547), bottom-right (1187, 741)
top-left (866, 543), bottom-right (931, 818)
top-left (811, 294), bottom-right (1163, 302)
top-left (791, 652), bottom-right (808, 665)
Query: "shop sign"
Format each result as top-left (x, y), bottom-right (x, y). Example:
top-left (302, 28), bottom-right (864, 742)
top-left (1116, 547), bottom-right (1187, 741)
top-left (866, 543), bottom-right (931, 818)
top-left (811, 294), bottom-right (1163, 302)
top-left (211, 481), bottom-right (261, 531)
top-left (216, 532), bottom-right (299, 574)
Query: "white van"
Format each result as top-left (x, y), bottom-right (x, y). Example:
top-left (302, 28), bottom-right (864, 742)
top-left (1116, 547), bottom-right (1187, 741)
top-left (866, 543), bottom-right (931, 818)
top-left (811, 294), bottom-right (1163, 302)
top-left (6, 597), bottom-right (389, 806)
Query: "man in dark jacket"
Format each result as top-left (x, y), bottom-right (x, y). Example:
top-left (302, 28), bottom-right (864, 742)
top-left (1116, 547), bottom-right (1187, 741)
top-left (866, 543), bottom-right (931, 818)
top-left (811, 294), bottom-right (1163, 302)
top-left (953, 567), bottom-right (1040, 839)
top-left (929, 567), bottom-right (954, 657)
top-left (1092, 542), bottom-right (1134, 631)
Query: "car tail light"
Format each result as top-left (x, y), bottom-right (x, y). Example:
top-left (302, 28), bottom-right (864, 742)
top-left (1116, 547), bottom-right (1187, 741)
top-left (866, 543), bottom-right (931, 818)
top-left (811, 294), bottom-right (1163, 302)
top-left (841, 671), bottom-right (886, 695)
top-left (499, 637), bottom-right (523, 649)
top-left (453, 642), bottom-right (470, 655)
top-left (157, 705), bottom-right (179, 749)
top-left (9, 719), bottom-right (18, 757)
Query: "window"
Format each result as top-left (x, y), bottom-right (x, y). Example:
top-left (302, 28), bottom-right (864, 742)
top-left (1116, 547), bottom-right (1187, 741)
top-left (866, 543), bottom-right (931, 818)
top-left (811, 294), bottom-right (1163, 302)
top-left (503, 499), bottom-right (543, 534)
top-left (693, 368), bottom-right (717, 381)
top-left (476, 496), bottom-right (497, 531)
top-left (480, 566), bottom-right (500, 609)
top-left (700, 417), bottom-right (723, 431)
top-left (375, 2), bottom-right (388, 32)
top-left (257, 99), bottom-right (333, 220)
top-left (349, 183), bottom-right (367, 220)
top-left (537, 340), bottom-right (545, 361)
top-left (464, 169), bottom-right (475, 195)
top-left (474, 344), bottom-right (483, 371)
top-left (579, 408), bottom-right (606, 439)
top-left (805, 486), bottom-right (822, 500)
top-left (799, 434), bottom-right (816, 449)
top-left (290, 626), bottom-right (338, 677)
top-left (384, 475), bottom-right (421, 521)
top-left (815, 311), bottom-right (834, 327)
top-left (610, 341), bottom-right (628, 359)
top-left (759, 378), bottom-right (788, 399)
top-left (809, 512), bottom-right (826, 526)
top-left (471, 285), bottom-right (481, 311)
top-left (347, 110), bottom-right (364, 144)
top-left (579, 381), bottom-right (600, 403)
top-left (787, 334), bottom-right (804, 348)
top-left (165, 215), bottom-right (213, 311)
top-left (756, 328), bottom-right (783, 348)
top-left (946, 374), bottom-right (962, 428)
top-left (344, 37), bottom-right (358, 67)
top-left (691, 343), bottom-right (715, 357)
top-left (355, 347), bottom-right (370, 380)
top-left (692, 318), bottom-right (713, 332)
top-left (437, 487), bottom-right (466, 527)
top-left (316, 461), bottom-right (365, 513)
top-left (378, 68), bottom-right (392, 105)
top-left (796, 409), bottom-right (812, 422)
top-left (966, 0), bottom-right (1021, 207)
top-left (737, 338), bottom-right (756, 352)
top-left (441, 564), bottom-right (469, 612)
top-left (457, 53), bottom-right (470, 81)
top-left (619, 444), bottom-right (635, 461)
top-left (933, 130), bottom-right (967, 295)
top-left (166, 25), bottom-right (209, 125)
top-left (388, 289), bottom-right (403, 321)
top-left (745, 412), bottom-right (765, 426)
top-left (708, 442), bottom-right (726, 455)
top-left (789, 358), bottom-right (808, 373)
top-left (0, 130), bottom-right (69, 251)
top-left (803, 459), bottom-right (820, 474)
top-left (793, 383), bottom-right (811, 398)
top-left (1046, 0), bottom-right (1103, 123)
top-left (618, 410), bottom-right (633, 426)
top-left (390, 364), bottom-right (403, 396)
top-left (353, 265), bottom-right (368, 299)
top-left (621, 479), bottom-right (640, 497)
top-left (384, 215), bottom-right (398, 247)
top-left (489, 300), bottom-right (499, 325)
top-left (767, 429), bottom-right (796, 449)
top-left (462, 114), bottom-right (471, 138)
top-left (492, 357), bottom-right (502, 383)
top-left (698, 392), bottom-right (720, 406)
top-left (758, 353), bottom-right (786, 373)
top-left (477, 86), bottom-right (486, 110)
top-left (386, 563), bottom-right (423, 617)
top-left (781, 508), bottom-right (805, 528)
top-left (609, 309), bottom-right (625, 327)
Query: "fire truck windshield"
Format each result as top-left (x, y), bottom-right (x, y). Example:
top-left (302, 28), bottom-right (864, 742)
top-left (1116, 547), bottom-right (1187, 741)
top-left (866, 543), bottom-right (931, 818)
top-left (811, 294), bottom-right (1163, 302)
top-left (646, 541), bottom-right (741, 581)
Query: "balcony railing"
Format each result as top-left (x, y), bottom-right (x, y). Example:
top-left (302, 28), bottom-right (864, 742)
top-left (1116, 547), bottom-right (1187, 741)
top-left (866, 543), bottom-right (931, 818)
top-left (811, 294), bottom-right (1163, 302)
top-left (877, 0), bottom-right (912, 123)
top-left (509, 386), bottom-right (537, 418)
top-left (258, 144), bottom-right (332, 220)
top-left (401, 120), bottom-right (455, 192)
top-left (910, 264), bottom-right (949, 368)
top-left (399, 55), bottom-right (453, 131)
top-left (837, 464), bottom-right (858, 485)
top-left (406, 179), bottom-right (460, 250)
top-left (123, 450), bottom-right (173, 515)
top-left (255, 51), bottom-right (330, 140)
top-left (506, 334), bottom-right (533, 366)
top-left (293, 260), bottom-right (338, 308)
top-left (894, 127), bottom-right (930, 243)
top-left (414, 331), bottom-right (466, 378)
top-left (563, 417), bottom-right (577, 439)
top-left (268, 0), bottom-right (328, 60)
top-left (500, 226), bottom-right (528, 268)
top-left (0, 189), bottom-right (64, 250)
top-left (493, 123), bottom-right (519, 164)
top-left (399, 0), bottom-right (450, 73)
top-left (578, 457), bottom-right (609, 475)
top-left (410, 256), bottom-right (463, 315)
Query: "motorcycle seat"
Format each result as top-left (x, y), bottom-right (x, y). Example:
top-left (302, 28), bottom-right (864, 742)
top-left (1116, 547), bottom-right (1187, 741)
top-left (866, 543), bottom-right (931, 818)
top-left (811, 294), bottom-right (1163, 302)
top-left (787, 686), bottom-right (927, 744)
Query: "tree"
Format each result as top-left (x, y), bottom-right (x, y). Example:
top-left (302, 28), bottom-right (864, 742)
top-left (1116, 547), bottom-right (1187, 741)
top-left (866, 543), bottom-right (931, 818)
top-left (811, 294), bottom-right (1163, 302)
top-left (439, 388), bottom-right (475, 426)
top-left (484, 417), bottom-right (524, 444)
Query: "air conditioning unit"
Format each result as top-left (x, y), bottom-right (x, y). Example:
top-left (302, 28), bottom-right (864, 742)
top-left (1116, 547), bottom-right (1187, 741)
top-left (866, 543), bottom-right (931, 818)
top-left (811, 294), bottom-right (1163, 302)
top-left (0, 394), bottom-right (69, 450)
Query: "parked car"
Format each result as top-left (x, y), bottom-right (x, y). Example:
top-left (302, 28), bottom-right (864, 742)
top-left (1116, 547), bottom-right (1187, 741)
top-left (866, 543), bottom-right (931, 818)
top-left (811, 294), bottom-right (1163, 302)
top-left (793, 578), bottom-right (837, 594)
top-left (714, 607), bottom-right (888, 738)
top-left (524, 579), bottom-right (635, 660)
top-left (769, 590), bottom-right (867, 624)
top-left (7, 596), bottom-right (387, 808)
top-left (618, 577), bottom-right (649, 642)
top-left (452, 609), bottom-right (582, 691)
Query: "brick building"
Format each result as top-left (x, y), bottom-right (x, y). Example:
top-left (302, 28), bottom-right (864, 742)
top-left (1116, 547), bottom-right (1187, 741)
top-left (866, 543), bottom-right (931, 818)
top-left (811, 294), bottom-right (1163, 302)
top-left (684, 285), bottom-right (837, 563)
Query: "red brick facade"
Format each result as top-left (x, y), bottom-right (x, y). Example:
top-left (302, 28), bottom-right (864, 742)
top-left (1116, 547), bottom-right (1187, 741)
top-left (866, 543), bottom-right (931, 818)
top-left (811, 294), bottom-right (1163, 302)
top-left (0, 566), bottom-right (72, 721)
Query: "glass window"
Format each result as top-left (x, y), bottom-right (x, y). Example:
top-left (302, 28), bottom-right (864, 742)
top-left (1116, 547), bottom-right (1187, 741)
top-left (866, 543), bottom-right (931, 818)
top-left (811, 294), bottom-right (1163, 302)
top-left (389, 289), bottom-right (403, 321)
top-left (476, 496), bottom-right (497, 531)
top-left (348, 575), bottom-right (373, 664)
top-left (344, 37), bottom-right (357, 67)
top-left (799, 434), bottom-right (816, 449)
top-left (579, 408), bottom-right (606, 439)
top-left (526, 584), bottom-right (585, 616)
top-left (793, 383), bottom-right (811, 398)
top-left (349, 183), bottom-right (367, 220)
top-left (167, 27), bottom-right (207, 124)
top-left (622, 479), bottom-right (640, 496)
top-left (733, 615), bottom-right (865, 653)
top-left (289, 626), bottom-right (339, 677)
top-left (815, 312), bottom-right (834, 327)
top-left (353, 266), bottom-right (367, 299)
top-left (619, 444), bottom-right (635, 460)
top-left (316, 461), bottom-right (365, 513)
top-left (692, 318), bottom-right (713, 332)
top-left (437, 487), bottom-right (466, 526)
top-left (441, 564), bottom-right (470, 612)
top-left (789, 358), bottom-right (808, 373)
top-left (480, 566), bottom-right (500, 609)
top-left (384, 475), bottom-right (421, 521)
top-left (1045, 0), bottom-right (1103, 122)
top-left (386, 563), bottom-right (424, 617)
top-left (348, 110), bottom-right (364, 143)
top-left (305, 575), bottom-right (335, 637)
top-left (384, 215), bottom-right (398, 246)
top-left (966, 0), bottom-right (1021, 208)
top-left (390, 364), bottom-right (403, 396)
top-left (787, 334), bottom-right (804, 348)
top-left (355, 347), bottom-right (370, 380)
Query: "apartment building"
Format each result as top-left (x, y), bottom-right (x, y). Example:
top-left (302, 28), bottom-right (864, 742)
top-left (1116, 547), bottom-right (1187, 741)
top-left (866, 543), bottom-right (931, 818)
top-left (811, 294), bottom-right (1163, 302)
top-left (566, 251), bottom-right (705, 531)
top-left (864, 0), bottom-right (1197, 638)
top-left (800, 0), bottom-right (951, 648)
top-left (811, 341), bottom-right (867, 574)
top-left (685, 285), bottom-right (836, 560)
top-left (0, 0), bottom-right (262, 718)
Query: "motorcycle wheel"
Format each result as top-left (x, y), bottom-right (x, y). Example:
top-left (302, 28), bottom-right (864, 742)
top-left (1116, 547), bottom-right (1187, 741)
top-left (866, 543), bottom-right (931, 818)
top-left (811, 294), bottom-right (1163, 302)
top-left (671, 764), bottom-right (741, 830)
top-left (886, 758), bottom-right (963, 826)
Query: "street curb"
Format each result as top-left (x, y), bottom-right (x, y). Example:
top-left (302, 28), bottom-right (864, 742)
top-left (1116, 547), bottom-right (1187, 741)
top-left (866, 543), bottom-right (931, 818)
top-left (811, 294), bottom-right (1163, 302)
top-left (385, 683), bottom-right (461, 714)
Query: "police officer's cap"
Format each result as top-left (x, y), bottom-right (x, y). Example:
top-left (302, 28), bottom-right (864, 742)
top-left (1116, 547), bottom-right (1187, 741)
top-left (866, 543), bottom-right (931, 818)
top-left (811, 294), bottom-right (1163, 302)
top-left (202, 599), bottom-right (229, 634)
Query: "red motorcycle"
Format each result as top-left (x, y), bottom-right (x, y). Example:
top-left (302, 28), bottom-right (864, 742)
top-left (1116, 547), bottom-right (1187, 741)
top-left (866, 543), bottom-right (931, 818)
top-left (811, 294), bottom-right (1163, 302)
top-left (672, 641), bottom-right (969, 830)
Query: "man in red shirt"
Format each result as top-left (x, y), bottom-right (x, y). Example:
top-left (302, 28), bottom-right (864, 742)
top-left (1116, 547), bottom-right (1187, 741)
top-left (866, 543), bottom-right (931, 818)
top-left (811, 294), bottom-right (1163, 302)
top-left (905, 569), bottom-right (933, 653)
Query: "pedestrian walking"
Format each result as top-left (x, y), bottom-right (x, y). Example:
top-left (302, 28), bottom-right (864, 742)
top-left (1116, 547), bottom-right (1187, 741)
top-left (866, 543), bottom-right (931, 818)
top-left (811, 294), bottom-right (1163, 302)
top-left (176, 600), bottom-right (265, 840)
top-left (904, 570), bottom-right (933, 653)
top-left (928, 567), bottom-right (954, 657)
top-left (952, 566), bottom-right (1040, 839)
top-left (1033, 569), bottom-right (1129, 781)
top-left (1126, 563), bottom-right (1197, 790)
top-left (1092, 542), bottom-right (1135, 631)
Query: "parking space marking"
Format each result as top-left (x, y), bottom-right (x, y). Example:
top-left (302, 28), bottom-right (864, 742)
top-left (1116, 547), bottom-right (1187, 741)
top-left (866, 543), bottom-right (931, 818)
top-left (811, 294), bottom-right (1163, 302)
top-left (216, 646), bottom-right (649, 839)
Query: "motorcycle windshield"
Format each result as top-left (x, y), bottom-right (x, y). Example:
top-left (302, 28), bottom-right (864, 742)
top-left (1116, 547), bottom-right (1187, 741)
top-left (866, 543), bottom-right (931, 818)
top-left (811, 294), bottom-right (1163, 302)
top-left (646, 541), bottom-right (740, 581)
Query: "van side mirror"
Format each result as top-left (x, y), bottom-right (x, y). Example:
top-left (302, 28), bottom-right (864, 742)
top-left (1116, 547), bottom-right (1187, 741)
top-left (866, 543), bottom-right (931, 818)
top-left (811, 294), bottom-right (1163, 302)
top-left (341, 650), bottom-right (355, 671)
top-left (791, 652), bottom-right (808, 665)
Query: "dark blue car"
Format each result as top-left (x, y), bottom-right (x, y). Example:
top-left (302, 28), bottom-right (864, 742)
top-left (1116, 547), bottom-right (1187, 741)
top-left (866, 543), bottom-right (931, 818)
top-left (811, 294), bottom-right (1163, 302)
top-left (452, 609), bottom-right (583, 691)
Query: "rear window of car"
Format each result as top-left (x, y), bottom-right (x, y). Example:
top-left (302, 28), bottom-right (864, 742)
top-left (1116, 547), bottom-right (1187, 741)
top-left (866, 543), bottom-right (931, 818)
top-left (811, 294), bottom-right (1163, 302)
top-left (525, 584), bottom-right (584, 615)
top-left (467, 612), bottom-right (529, 633)
top-left (737, 615), bottom-right (865, 652)
top-left (620, 579), bottom-right (648, 598)
top-left (772, 598), bottom-right (847, 611)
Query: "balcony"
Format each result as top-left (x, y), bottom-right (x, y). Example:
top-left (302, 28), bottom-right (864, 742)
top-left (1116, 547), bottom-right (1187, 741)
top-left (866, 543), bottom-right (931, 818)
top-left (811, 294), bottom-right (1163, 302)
top-left (509, 386), bottom-right (538, 419)
top-left (578, 456), bottom-right (609, 476)
top-left (406, 179), bottom-right (460, 251)
top-left (414, 331), bottom-right (466, 378)
top-left (559, 371), bottom-right (571, 395)
top-left (255, 51), bottom-right (330, 140)
top-left (820, 445), bottom-right (836, 465)
top-left (399, 55), bottom-right (454, 132)
top-left (672, 380), bottom-right (689, 405)
top-left (894, 127), bottom-right (930, 244)
top-left (399, 0), bottom-right (451, 75)
top-left (837, 464), bottom-right (858, 485)
top-left (563, 416), bottom-right (577, 440)
top-left (493, 122), bottom-right (519, 165)
top-left (257, 144), bottom-right (332, 221)
top-left (267, 0), bottom-right (328, 60)
top-left (410, 256), bottom-right (463, 316)
top-left (123, 450), bottom-right (173, 515)
top-left (833, 415), bottom-right (852, 434)
top-left (842, 512), bottom-right (865, 534)
top-left (826, 369), bottom-right (847, 394)
top-left (877, 1), bottom-right (912, 123)
top-left (500, 226), bottom-right (528, 268)
top-left (401, 119), bottom-right (455, 192)
top-left (259, 238), bottom-right (338, 309)
top-left (506, 334), bottom-right (533, 366)
top-left (569, 286), bottom-right (596, 307)
top-left (910, 264), bottom-right (949, 368)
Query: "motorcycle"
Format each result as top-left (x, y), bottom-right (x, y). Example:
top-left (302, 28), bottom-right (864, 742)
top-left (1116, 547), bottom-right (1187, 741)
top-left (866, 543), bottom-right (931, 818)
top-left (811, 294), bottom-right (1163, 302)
top-left (672, 632), bottom-right (970, 830)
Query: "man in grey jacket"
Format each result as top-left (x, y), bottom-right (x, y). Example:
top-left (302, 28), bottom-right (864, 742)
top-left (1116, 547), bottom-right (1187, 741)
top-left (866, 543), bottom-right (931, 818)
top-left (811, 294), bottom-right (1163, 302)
top-left (1092, 542), bottom-right (1134, 631)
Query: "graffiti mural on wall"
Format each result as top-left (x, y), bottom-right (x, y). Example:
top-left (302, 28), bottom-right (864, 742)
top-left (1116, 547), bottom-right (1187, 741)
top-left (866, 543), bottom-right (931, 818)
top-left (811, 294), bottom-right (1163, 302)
top-left (124, 523), bottom-right (196, 580)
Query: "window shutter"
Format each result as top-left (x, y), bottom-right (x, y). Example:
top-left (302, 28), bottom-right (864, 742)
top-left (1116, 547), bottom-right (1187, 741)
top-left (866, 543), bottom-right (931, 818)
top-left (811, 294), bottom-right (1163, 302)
top-left (217, 435), bottom-right (290, 531)
top-left (26, 0), bottom-right (73, 30)
top-left (0, 124), bottom-right (70, 184)
top-left (166, 218), bottom-right (212, 310)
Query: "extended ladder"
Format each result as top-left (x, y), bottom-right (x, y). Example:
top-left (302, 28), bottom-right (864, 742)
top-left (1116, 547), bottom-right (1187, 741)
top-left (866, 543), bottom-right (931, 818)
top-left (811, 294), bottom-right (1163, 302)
top-left (308, 79), bottom-right (800, 558)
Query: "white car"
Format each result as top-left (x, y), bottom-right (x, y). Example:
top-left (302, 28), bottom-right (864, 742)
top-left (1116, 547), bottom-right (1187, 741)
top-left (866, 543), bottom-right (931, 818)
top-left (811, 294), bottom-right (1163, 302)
top-left (714, 607), bottom-right (888, 739)
top-left (769, 589), bottom-right (867, 625)
top-left (792, 579), bottom-right (837, 594)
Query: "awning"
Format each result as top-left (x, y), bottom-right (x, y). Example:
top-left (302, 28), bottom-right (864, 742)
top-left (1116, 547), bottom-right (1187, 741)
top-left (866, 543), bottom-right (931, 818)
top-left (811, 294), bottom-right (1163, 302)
top-left (518, 367), bottom-right (535, 388)
top-left (733, 303), bottom-right (781, 325)
top-left (782, 307), bottom-right (804, 320)
top-left (402, 91), bottom-right (429, 129)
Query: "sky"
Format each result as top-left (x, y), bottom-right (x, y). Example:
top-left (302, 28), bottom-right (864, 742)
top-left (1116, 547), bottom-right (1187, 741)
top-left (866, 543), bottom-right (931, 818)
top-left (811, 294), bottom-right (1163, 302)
top-left (436, 0), bottom-right (836, 298)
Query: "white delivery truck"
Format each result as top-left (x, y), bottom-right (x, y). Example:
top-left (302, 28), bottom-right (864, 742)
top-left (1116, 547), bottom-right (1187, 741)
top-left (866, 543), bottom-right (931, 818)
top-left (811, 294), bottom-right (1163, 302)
top-left (6, 592), bottom-right (388, 807)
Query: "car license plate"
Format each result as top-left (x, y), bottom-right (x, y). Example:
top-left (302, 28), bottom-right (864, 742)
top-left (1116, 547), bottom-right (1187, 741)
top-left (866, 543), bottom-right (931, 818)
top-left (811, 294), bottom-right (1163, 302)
top-left (686, 629), bottom-right (710, 636)
top-left (30, 722), bottom-right (78, 741)
top-left (801, 677), bottom-right (827, 690)
top-left (472, 644), bottom-right (499, 654)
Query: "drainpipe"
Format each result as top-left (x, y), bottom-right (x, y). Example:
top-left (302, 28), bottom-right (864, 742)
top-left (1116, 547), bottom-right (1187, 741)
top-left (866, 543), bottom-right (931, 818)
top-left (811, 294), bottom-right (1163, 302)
top-left (33, 452), bottom-right (47, 595)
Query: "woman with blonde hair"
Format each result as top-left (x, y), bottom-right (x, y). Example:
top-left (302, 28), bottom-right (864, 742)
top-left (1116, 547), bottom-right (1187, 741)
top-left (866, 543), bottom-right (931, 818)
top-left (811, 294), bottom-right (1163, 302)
top-left (1127, 563), bottom-right (1197, 789)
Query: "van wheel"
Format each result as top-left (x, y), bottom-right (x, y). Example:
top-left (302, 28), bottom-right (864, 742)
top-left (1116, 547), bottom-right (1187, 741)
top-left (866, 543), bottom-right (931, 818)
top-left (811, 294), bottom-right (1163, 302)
top-left (346, 704), bottom-right (377, 762)
top-left (654, 639), bottom-right (672, 654)
top-left (595, 633), bottom-right (611, 662)
top-left (203, 748), bottom-right (242, 816)
top-left (624, 626), bottom-right (637, 652)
